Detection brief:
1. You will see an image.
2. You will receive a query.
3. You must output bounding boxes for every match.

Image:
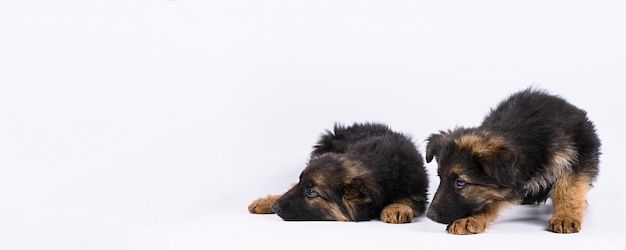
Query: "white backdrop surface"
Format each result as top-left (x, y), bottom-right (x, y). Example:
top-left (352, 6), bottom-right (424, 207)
top-left (1, 1), bottom-right (625, 249)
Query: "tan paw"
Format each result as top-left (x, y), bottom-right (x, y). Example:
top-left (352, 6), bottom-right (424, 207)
top-left (247, 195), bottom-right (277, 214)
top-left (447, 217), bottom-right (488, 235)
top-left (548, 216), bottom-right (581, 233)
top-left (380, 204), bottom-right (413, 224)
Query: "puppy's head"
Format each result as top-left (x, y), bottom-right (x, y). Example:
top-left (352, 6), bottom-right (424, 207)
top-left (272, 154), bottom-right (379, 221)
top-left (425, 130), bottom-right (517, 224)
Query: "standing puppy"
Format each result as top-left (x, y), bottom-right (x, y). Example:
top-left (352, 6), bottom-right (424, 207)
top-left (249, 122), bottom-right (429, 223)
top-left (425, 88), bottom-right (600, 234)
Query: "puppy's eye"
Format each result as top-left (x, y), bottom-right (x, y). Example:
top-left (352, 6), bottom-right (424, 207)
top-left (455, 180), bottom-right (467, 189)
top-left (305, 188), bottom-right (319, 198)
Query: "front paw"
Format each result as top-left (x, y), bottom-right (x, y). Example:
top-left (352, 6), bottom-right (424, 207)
top-left (248, 195), bottom-right (276, 214)
top-left (380, 204), bottom-right (413, 224)
top-left (447, 217), bottom-right (488, 235)
top-left (548, 216), bottom-right (581, 233)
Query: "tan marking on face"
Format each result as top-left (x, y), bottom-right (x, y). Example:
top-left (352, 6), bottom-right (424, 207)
top-left (548, 171), bottom-right (590, 233)
top-left (449, 164), bottom-right (463, 176)
top-left (461, 185), bottom-right (510, 204)
top-left (310, 171), bottom-right (326, 187)
top-left (338, 157), bottom-right (369, 183)
top-left (455, 134), bottom-right (508, 160)
top-left (449, 163), bottom-right (511, 204)
top-left (309, 198), bottom-right (350, 221)
top-left (455, 134), bottom-right (484, 150)
top-left (450, 169), bottom-right (478, 184)
top-left (302, 157), bottom-right (375, 221)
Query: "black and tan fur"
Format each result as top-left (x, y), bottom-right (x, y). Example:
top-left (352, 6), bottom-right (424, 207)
top-left (248, 123), bottom-right (429, 223)
top-left (425, 88), bottom-right (600, 234)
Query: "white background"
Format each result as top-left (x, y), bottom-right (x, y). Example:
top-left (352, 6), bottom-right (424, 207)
top-left (1, 1), bottom-right (625, 249)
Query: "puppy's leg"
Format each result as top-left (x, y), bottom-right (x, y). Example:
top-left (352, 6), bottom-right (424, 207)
top-left (447, 201), bottom-right (510, 235)
top-left (548, 172), bottom-right (590, 233)
top-left (248, 194), bottom-right (281, 214)
top-left (380, 198), bottom-right (416, 224)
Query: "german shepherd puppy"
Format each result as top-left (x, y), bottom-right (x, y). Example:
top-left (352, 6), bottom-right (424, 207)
top-left (425, 88), bottom-right (600, 234)
top-left (248, 123), bottom-right (429, 223)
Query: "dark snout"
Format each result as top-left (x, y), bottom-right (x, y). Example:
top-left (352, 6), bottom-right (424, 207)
top-left (272, 197), bottom-right (291, 220)
top-left (269, 191), bottom-right (311, 221)
top-left (427, 205), bottom-right (455, 224)
top-left (271, 202), bottom-right (282, 215)
top-left (427, 186), bottom-right (455, 224)
top-left (426, 185), bottom-right (471, 224)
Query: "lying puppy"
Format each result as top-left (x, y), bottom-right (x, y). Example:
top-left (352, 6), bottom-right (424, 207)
top-left (425, 88), bottom-right (600, 234)
top-left (248, 122), bottom-right (429, 223)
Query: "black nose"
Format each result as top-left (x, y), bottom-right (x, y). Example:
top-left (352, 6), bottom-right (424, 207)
top-left (427, 208), bottom-right (455, 224)
top-left (426, 210), bottom-right (439, 222)
top-left (272, 202), bottom-right (281, 214)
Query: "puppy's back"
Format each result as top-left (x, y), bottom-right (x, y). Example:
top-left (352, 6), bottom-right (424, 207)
top-left (482, 88), bottom-right (588, 133)
top-left (310, 123), bottom-right (393, 158)
top-left (482, 88), bottom-right (600, 199)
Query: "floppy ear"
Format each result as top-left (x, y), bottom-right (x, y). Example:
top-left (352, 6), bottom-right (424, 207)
top-left (343, 181), bottom-right (371, 201)
top-left (341, 179), bottom-right (377, 221)
top-left (425, 133), bottom-right (445, 163)
top-left (473, 143), bottom-right (517, 186)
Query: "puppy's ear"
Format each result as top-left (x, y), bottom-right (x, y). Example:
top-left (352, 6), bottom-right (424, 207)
top-left (342, 179), bottom-right (376, 221)
top-left (473, 141), bottom-right (517, 186)
top-left (343, 181), bottom-right (370, 201)
top-left (425, 133), bottom-right (445, 163)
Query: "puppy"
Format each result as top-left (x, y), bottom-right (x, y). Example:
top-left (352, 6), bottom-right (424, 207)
top-left (425, 88), bottom-right (600, 234)
top-left (248, 122), bottom-right (429, 223)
